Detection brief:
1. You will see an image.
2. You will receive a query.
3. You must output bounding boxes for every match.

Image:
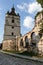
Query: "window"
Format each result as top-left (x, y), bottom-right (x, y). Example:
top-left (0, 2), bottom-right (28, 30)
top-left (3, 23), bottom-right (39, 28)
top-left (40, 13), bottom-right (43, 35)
top-left (12, 19), bottom-right (14, 23)
top-left (12, 32), bottom-right (14, 36)
top-left (12, 26), bottom-right (14, 29)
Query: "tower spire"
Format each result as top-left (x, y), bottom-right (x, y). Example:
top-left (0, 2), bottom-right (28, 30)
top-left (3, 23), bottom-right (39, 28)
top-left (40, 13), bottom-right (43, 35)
top-left (11, 4), bottom-right (15, 12)
top-left (13, 4), bottom-right (14, 8)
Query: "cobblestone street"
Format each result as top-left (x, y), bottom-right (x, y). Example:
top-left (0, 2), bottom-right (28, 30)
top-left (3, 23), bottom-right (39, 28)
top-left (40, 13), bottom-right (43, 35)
top-left (0, 52), bottom-right (43, 65)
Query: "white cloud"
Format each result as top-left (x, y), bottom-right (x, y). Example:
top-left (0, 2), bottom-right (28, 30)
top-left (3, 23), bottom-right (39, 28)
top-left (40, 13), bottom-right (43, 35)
top-left (17, 2), bottom-right (43, 14)
top-left (17, 5), bottom-right (25, 10)
top-left (17, 3), bottom-right (28, 12)
top-left (23, 16), bottom-right (35, 29)
top-left (28, 2), bottom-right (43, 14)
top-left (17, 2), bottom-right (43, 29)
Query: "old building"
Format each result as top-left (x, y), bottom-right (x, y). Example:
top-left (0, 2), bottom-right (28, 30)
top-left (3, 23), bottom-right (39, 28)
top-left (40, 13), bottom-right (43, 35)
top-left (2, 6), bottom-right (43, 55)
top-left (3, 6), bottom-right (21, 50)
top-left (17, 11), bottom-right (43, 54)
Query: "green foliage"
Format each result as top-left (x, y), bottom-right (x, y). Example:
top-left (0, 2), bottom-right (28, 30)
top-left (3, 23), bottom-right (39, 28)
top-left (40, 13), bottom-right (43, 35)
top-left (4, 50), bottom-right (38, 56)
top-left (18, 51), bottom-right (38, 57)
top-left (37, 0), bottom-right (43, 8)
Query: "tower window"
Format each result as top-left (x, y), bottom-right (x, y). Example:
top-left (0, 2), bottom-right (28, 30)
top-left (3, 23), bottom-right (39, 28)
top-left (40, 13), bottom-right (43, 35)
top-left (12, 19), bottom-right (14, 23)
top-left (12, 26), bottom-right (14, 29)
top-left (12, 32), bottom-right (14, 36)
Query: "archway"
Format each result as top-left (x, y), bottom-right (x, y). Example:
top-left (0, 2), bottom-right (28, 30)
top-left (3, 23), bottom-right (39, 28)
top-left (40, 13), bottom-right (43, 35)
top-left (31, 32), bottom-right (36, 39)
top-left (31, 32), bottom-right (36, 47)
top-left (25, 36), bottom-right (29, 48)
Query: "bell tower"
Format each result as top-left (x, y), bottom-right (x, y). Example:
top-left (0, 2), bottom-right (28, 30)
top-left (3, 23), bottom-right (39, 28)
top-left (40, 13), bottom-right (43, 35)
top-left (4, 6), bottom-right (21, 40)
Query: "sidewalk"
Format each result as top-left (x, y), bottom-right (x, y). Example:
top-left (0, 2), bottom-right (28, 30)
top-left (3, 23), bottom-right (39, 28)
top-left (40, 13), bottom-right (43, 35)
top-left (0, 50), bottom-right (43, 63)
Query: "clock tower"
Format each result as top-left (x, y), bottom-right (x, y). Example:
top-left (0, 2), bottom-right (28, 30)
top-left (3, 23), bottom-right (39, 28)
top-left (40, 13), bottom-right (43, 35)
top-left (4, 6), bottom-right (20, 40)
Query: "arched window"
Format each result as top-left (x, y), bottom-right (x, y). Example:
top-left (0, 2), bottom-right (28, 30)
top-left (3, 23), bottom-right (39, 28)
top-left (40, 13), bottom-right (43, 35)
top-left (12, 19), bottom-right (14, 23)
top-left (20, 39), bottom-right (23, 46)
top-left (25, 36), bottom-right (29, 48)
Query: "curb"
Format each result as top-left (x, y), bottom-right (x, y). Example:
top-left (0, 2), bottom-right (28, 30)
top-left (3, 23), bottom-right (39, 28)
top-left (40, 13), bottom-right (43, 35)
top-left (0, 50), bottom-right (43, 63)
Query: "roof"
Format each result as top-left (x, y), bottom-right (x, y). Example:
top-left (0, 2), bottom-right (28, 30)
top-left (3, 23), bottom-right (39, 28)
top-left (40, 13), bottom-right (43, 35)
top-left (6, 6), bottom-right (20, 16)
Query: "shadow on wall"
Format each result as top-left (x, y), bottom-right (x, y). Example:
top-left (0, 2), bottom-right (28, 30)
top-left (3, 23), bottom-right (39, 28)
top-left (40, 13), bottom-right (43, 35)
top-left (25, 36), bottom-right (29, 48)
top-left (20, 39), bottom-right (23, 47)
top-left (0, 43), bottom-right (2, 49)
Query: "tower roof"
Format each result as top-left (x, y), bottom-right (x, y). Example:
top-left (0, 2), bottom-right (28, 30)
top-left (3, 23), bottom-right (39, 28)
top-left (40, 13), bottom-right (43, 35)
top-left (11, 5), bottom-right (15, 12)
top-left (9, 6), bottom-right (16, 15)
top-left (6, 5), bottom-right (20, 16)
top-left (11, 5), bottom-right (15, 13)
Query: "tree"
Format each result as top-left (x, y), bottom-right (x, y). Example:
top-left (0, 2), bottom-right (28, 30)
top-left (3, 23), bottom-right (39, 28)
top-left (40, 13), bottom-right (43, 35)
top-left (37, 0), bottom-right (43, 8)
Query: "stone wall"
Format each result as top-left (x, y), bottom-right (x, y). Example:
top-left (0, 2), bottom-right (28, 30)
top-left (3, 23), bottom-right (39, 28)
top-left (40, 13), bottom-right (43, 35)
top-left (2, 40), bottom-right (16, 50)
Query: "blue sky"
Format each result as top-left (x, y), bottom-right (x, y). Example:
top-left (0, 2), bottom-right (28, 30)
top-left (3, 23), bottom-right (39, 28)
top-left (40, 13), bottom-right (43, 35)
top-left (0, 0), bottom-right (42, 43)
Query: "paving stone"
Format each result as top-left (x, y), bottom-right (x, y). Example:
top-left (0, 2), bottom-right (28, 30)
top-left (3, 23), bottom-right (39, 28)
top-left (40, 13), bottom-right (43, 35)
top-left (0, 52), bottom-right (43, 65)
